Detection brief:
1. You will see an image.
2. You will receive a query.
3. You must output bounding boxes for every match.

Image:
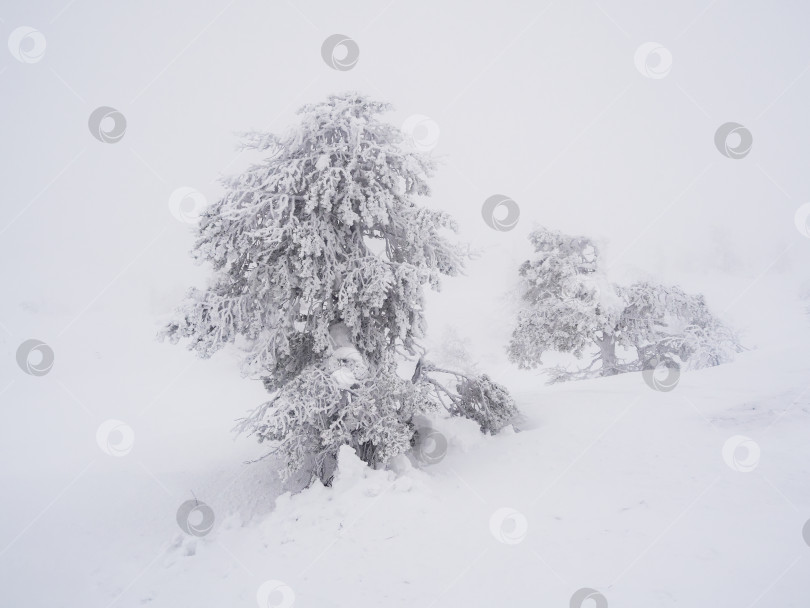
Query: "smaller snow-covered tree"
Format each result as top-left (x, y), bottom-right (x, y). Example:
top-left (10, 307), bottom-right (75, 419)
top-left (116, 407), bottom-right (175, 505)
top-left (624, 285), bottom-right (743, 370)
top-left (509, 227), bottom-right (743, 383)
top-left (507, 227), bottom-right (622, 378)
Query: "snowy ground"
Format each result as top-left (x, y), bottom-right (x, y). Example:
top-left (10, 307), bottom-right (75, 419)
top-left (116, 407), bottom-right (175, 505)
top-left (3, 309), bottom-right (810, 607)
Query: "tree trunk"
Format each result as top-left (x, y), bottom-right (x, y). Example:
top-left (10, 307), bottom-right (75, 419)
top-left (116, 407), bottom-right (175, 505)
top-left (596, 333), bottom-right (618, 376)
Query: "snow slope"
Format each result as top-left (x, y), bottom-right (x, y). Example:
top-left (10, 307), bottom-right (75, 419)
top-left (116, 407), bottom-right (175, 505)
top-left (3, 325), bottom-right (809, 607)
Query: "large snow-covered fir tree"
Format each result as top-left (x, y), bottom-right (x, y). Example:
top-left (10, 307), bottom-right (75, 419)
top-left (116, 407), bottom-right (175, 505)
top-left (162, 93), bottom-right (517, 483)
top-left (508, 226), bottom-right (742, 383)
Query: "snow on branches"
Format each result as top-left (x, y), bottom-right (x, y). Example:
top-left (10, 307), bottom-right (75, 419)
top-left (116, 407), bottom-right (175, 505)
top-left (162, 93), bottom-right (518, 484)
top-left (508, 226), bottom-right (743, 383)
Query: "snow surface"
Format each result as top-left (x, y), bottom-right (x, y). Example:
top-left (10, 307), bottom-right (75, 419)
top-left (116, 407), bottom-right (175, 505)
top-left (2, 318), bottom-right (809, 607)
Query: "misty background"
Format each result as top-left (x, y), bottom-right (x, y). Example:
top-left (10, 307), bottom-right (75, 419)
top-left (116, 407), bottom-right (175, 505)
top-left (1, 0), bottom-right (808, 483)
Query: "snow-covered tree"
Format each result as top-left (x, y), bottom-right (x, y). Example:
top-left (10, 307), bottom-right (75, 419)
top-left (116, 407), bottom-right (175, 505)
top-left (163, 93), bottom-right (517, 483)
top-left (507, 227), bottom-right (622, 377)
top-left (622, 284), bottom-right (743, 370)
top-left (509, 227), bottom-right (742, 383)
